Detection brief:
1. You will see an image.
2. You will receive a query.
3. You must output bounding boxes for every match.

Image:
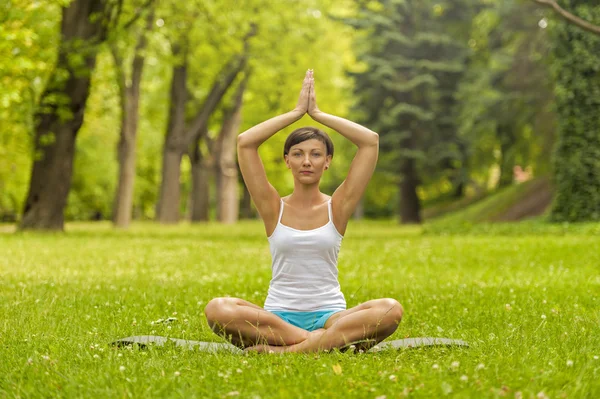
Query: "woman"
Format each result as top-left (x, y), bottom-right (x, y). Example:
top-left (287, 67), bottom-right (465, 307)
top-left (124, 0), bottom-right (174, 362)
top-left (204, 69), bottom-right (403, 353)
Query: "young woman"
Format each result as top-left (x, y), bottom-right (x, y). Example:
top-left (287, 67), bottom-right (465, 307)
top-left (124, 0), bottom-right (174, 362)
top-left (204, 69), bottom-right (403, 353)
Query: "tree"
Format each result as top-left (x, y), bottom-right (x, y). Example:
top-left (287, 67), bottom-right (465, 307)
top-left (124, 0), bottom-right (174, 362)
top-left (0, 1), bottom-right (59, 220)
top-left (156, 42), bottom-right (249, 223)
top-left (20, 0), bottom-right (117, 230)
top-left (19, 0), bottom-right (151, 230)
top-left (532, 0), bottom-right (600, 35)
top-left (547, 2), bottom-right (600, 222)
top-left (350, 0), bottom-right (473, 223)
top-left (110, 11), bottom-right (154, 228)
top-left (457, 0), bottom-right (555, 190)
top-left (214, 73), bottom-right (248, 223)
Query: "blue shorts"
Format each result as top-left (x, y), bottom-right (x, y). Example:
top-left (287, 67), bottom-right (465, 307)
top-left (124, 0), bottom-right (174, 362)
top-left (270, 309), bottom-right (343, 332)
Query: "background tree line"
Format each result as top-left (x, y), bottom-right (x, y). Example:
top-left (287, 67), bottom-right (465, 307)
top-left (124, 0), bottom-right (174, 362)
top-left (1, 0), bottom-right (598, 230)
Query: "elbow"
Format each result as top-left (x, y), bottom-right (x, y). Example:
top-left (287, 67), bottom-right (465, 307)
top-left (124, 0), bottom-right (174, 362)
top-left (367, 132), bottom-right (379, 147)
top-left (237, 133), bottom-right (250, 149)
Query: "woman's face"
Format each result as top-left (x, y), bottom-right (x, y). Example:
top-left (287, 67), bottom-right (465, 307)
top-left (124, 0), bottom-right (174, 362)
top-left (285, 139), bottom-right (331, 184)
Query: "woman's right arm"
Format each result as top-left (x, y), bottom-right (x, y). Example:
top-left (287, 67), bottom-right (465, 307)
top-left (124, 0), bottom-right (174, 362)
top-left (237, 70), bottom-right (311, 233)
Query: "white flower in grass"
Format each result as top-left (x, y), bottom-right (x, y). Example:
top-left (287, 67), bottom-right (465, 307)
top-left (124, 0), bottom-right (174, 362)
top-left (174, 371), bottom-right (180, 376)
top-left (460, 375), bottom-right (468, 382)
top-left (389, 374), bottom-right (397, 381)
top-left (536, 391), bottom-right (549, 399)
top-left (594, 356), bottom-right (599, 360)
top-left (27, 358), bottom-right (33, 365)
top-left (476, 363), bottom-right (485, 371)
top-left (432, 364), bottom-right (440, 370)
top-left (236, 368), bottom-right (243, 374)
top-left (119, 366), bottom-right (126, 372)
top-left (541, 314), bottom-right (546, 319)
top-left (566, 360), bottom-right (573, 367)
top-left (118, 353), bottom-right (123, 357)
top-left (515, 391), bottom-right (523, 399)
top-left (93, 354), bottom-right (100, 359)
top-left (451, 361), bottom-right (460, 370)
top-left (42, 355), bottom-right (50, 361)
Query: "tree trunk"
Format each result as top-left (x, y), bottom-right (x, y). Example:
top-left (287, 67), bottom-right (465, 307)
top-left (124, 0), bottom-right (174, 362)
top-left (156, 49), bottom-right (247, 223)
top-left (156, 50), bottom-right (188, 223)
top-left (399, 157), bottom-right (421, 224)
top-left (498, 125), bottom-right (516, 188)
top-left (353, 198), bottom-right (365, 220)
top-left (111, 15), bottom-right (151, 228)
top-left (215, 78), bottom-right (246, 224)
top-left (189, 136), bottom-right (213, 222)
top-left (239, 178), bottom-right (255, 219)
top-left (20, 0), bottom-right (107, 230)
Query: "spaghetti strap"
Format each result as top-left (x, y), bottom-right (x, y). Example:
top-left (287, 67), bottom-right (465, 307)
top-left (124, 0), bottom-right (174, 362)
top-left (327, 199), bottom-right (333, 223)
top-left (277, 198), bottom-right (285, 224)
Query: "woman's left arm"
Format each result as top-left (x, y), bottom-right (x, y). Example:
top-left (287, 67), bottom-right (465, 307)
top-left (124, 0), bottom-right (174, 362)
top-left (307, 72), bottom-right (378, 233)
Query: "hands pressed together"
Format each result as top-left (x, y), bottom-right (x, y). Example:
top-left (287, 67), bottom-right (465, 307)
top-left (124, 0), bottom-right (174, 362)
top-left (295, 69), bottom-right (321, 118)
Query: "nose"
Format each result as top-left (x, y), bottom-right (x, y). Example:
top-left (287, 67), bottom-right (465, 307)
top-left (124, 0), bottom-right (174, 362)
top-left (302, 155), bottom-right (311, 166)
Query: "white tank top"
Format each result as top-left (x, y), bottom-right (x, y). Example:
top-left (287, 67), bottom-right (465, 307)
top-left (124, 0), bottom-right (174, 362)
top-left (264, 198), bottom-right (347, 312)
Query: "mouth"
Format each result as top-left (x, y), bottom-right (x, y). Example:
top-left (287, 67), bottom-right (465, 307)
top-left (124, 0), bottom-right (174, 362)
top-left (300, 171), bottom-right (313, 175)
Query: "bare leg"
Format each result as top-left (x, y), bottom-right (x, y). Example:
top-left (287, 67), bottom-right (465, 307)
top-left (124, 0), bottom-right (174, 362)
top-left (246, 298), bottom-right (403, 353)
top-left (204, 297), bottom-right (310, 347)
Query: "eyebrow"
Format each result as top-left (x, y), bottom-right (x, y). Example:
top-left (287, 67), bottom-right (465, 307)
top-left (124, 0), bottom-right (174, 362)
top-left (291, 148), bottom-right (323, 152)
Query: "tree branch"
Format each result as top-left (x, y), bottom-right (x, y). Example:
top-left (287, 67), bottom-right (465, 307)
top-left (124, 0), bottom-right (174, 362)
top-left (121, 0), bottom-right (157, 31)
top-left (533, 0), bottom-right (600, 36)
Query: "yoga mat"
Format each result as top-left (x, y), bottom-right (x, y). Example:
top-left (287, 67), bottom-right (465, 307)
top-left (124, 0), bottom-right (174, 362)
top-left (111, 335), bottom-right (468, 353)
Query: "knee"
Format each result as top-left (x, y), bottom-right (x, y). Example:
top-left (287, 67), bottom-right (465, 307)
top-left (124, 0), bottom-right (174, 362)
top-left (378, 298), bottom-right (403, 326)
top-left (204, 297), bottom-right (235, 325)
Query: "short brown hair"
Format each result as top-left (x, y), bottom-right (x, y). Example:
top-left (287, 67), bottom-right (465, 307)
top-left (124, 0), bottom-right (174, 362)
top-left (283, 127), bottom-right (334, 157)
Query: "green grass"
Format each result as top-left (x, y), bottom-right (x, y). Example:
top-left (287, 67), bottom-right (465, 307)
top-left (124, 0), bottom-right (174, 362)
top-left (1, 221), bottom-right (599, 398)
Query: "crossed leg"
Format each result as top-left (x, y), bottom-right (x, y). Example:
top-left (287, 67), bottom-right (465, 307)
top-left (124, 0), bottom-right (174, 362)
top-left (204, 297), bottom-right (403, 353)
top-left (204, 297), bottom-right (310, 347)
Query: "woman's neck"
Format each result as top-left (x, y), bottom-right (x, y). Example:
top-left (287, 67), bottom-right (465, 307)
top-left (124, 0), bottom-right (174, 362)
top-left (288, 183), bottom-right (327, 208)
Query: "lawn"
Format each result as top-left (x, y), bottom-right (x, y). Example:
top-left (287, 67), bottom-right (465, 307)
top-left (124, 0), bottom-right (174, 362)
top-left (1, 221), bottom-right (599, 398)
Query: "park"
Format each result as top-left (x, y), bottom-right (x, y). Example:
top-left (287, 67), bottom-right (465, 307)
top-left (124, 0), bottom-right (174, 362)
top-left (1, 0), bottom-right (599, 397)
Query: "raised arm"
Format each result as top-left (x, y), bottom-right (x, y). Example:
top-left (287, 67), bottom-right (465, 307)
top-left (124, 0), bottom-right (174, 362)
top-left (307, 71), bottom-right (378, 234)
top-left (237, 70), bottom-right (311, 235)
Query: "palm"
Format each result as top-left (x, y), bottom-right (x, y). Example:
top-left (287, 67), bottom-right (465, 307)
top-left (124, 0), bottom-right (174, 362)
top-left (308, 70), bottom-right (319, 116)
top-left (295, 70), bottom-right (310, 113)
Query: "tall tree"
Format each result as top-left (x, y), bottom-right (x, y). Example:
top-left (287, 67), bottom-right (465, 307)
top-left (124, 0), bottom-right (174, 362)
top-left (547, 2), bottom-right (600, 222)
top-left (20, 0), bottom-right (118, 230)
top-left (350, 0), bottom-right (472, 223)
top-left (214, 73), bottom-right (248, 223)
top-left (457, 0), bottom-right (555, 190)
top-left (156, 49), bottom-right (248, 223)
top-left (110, 11), bottom-right (154, 228)
top-left (0, 1), bottom-right (59, 220)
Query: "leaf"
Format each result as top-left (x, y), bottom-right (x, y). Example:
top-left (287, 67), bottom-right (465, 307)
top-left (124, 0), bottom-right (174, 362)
top-left (332, 364), bottom-right (342, 375)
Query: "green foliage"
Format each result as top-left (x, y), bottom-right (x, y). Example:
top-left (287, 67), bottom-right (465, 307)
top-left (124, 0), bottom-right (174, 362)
top-left (456, 0), bottom-right (555, 188)
top-left (0, 0), bottom-right (61, 218)
top-left (67, 52), bottom-right (120, 220)
top-left (349, 0), bottom-right (475, 218)
top-left (549, 3), bottom-right (600, 222)
top-left (1, 222), bottom-right (599, 396)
